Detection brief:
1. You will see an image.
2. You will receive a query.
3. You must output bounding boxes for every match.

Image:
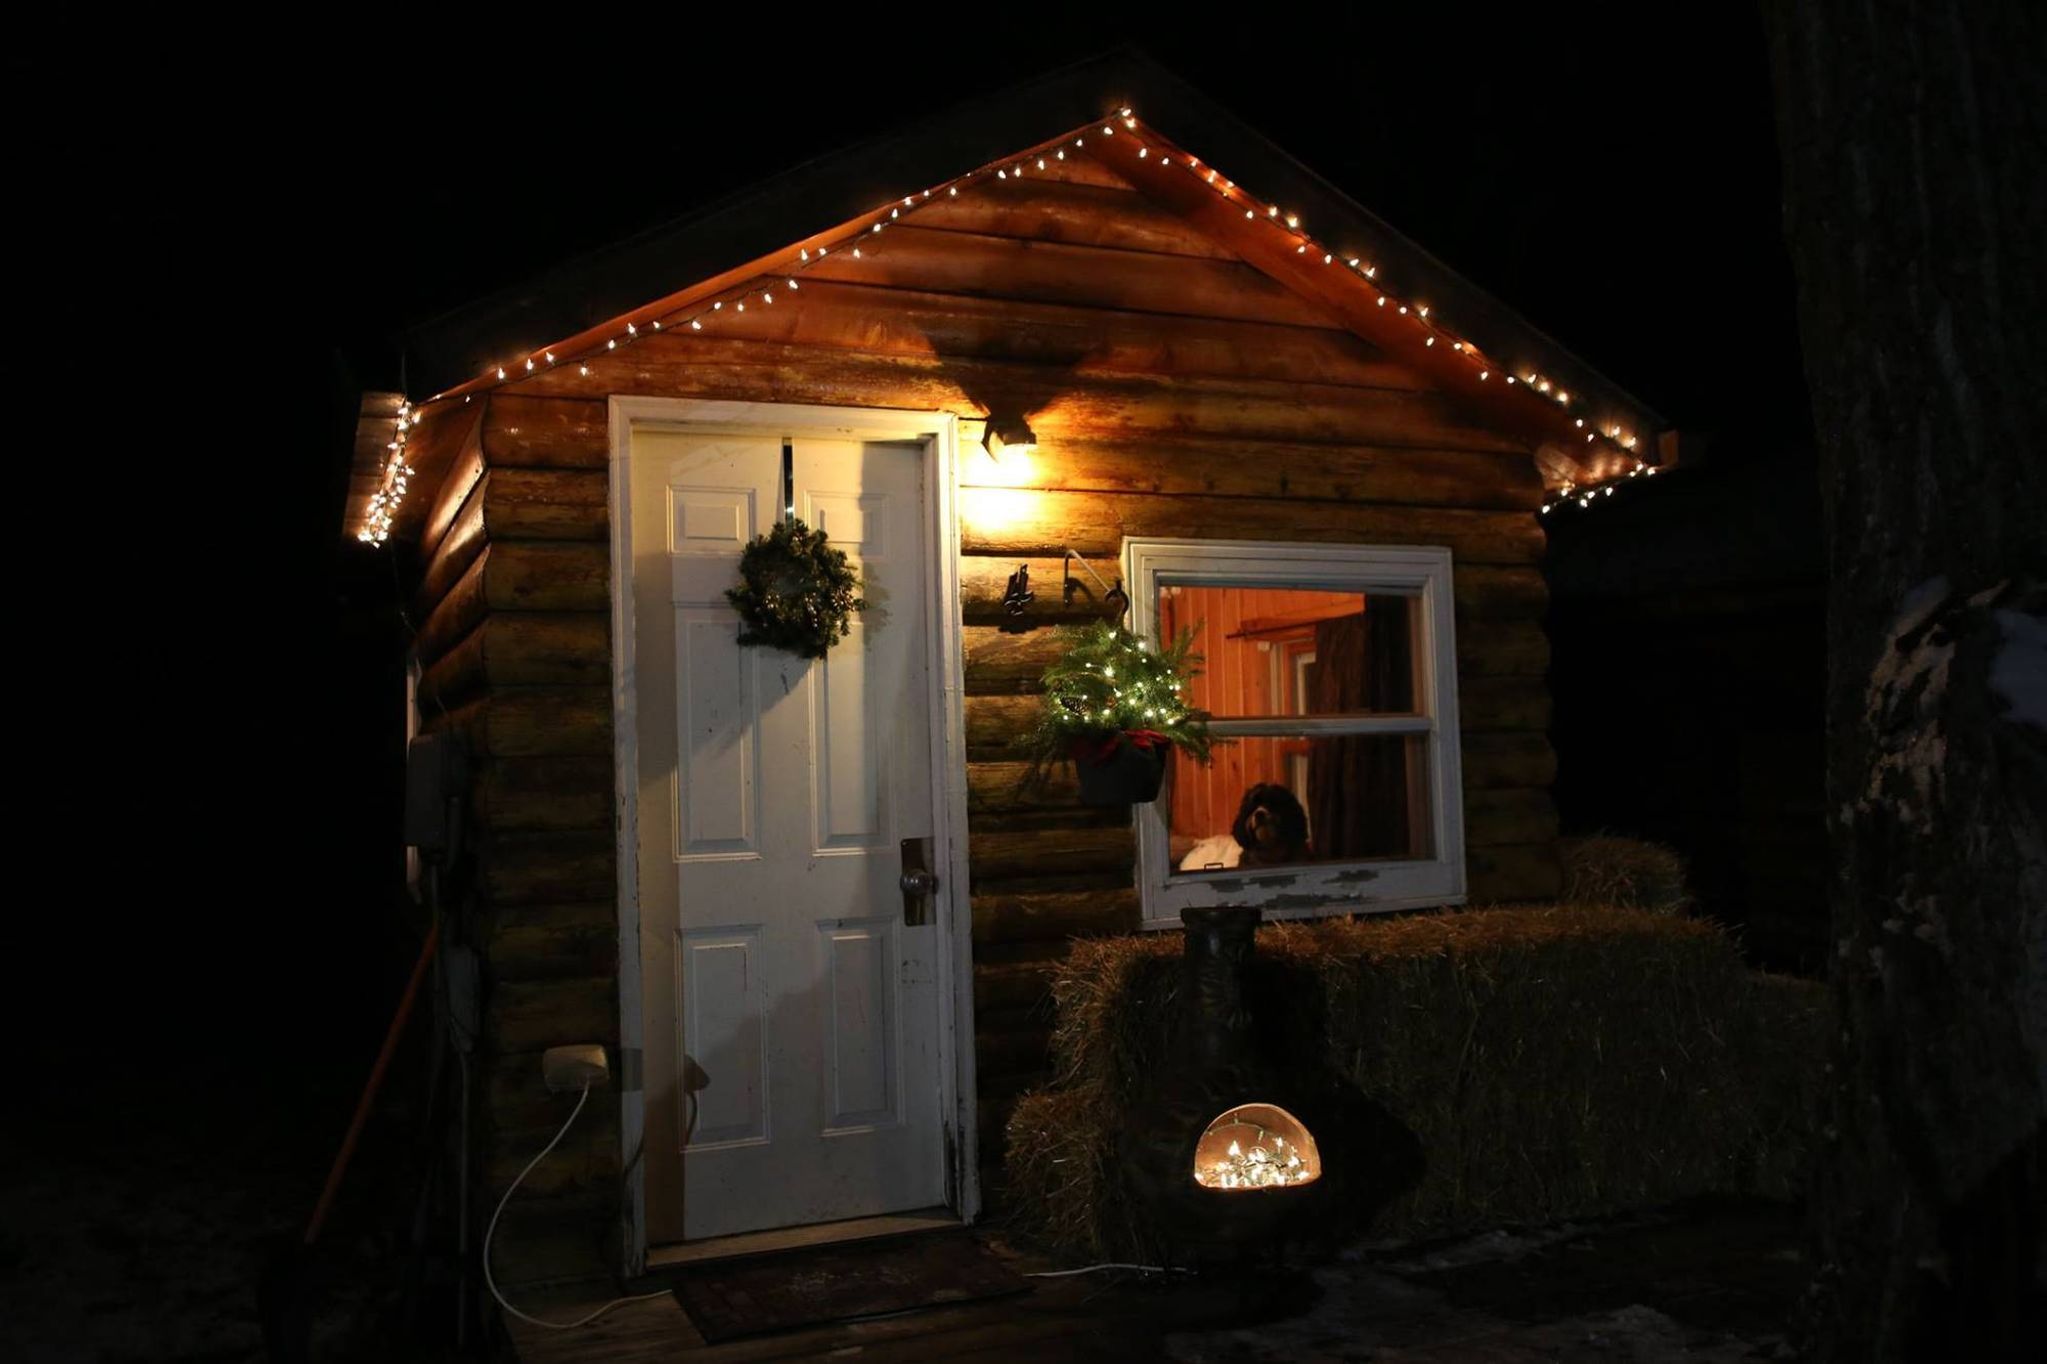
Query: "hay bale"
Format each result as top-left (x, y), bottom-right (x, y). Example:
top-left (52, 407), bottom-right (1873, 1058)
top-left (1004, 904), bottom-right (1826, 1260)
top-left (1004, 1086), bottom-right (1160, 1263)
top-left (1559, 835), bottom-right (1692, 913)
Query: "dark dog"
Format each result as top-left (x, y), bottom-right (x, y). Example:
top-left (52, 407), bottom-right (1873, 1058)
top-left (1232, 782), bottom-right (1311, 865)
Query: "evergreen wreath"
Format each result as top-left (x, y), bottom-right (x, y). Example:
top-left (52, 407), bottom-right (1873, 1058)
top-left (725, 517), bottom-right (866, 658)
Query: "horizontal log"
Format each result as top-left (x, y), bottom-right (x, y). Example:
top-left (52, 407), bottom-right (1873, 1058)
top-left (478, 612), bottom-right (609, 686)
top-left (420, 613), bottom-right (610, 707)
top-left (419, 628), bottom-right (486, 709)
top-left (994, 148), bottom-right (1137, 190)
top-left (956, 556), bottom-right (1546, 626)
top-left (973, 959), bottom-right (1059, 1013)
top-left (961, 618), bottom-right (1546, 693)
top-left (486, 1053), bottom-right (620, 1134)
top-left (486, 976), bottom-right (619, 1054)
top-left (485, 1118), bottom-right (619, 1197)
top-left (801, 225), bottom-right (1342, 328)
top-left (967, 760), bottom-right (1076, 812)
top-left (512, 335), bottom-right (1531, 455)
top-left (484, 918), bottom-right (620, 983)
top-left (956, 490), bottom-right (1542, 564)
top-left (964, 695), bottom-right (1050, 759)
top-left (969, 826), bottom-right (1134, 886)
top-left (1460, 731), bottom-right (1557, 789)
top-left (1454, 621), bottom-right (1549, 679)
top-left (484, 540), bottom-right (611, 612)
top-left (1458, 677), bottom-right (1552, 731)
top-left (1464, 787), bottom-right (1561, 846)
top-left (426, 688), bottom-right (612, 758)
top-left (912, 175), bottom-right (1233, 258)
top-left (960, 434), bottom-right (1539, 510)
top-left (483, 468), bottom-right (608, 540)
top-left (483, 393), bottom-right (608, 468)
top-left (693, 279), bottom-right (1418, 392)
top-left (1466, 843), bottom-right (1563, 904)
top-left (485, 900), bottom-right (617, 935)
top-left (482, 828), bottom-right (616, 906)
top-left (972, 888), bottom-right (1141, 945)
top-left (476, 756), bottom-right (614, 832)
top-left (973, 1022), bottom-right (1053, 1080)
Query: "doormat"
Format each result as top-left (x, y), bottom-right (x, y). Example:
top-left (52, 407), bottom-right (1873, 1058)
top-left (672, 1233), bottom-right (1030, 1343)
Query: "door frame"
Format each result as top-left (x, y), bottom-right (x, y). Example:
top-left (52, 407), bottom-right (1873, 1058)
top-left (606, 396), bottom-right (979, 1272)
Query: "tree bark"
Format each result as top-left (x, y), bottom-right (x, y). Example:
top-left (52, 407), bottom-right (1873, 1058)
top-left (1764, 6), bottom-right (2047, 1359)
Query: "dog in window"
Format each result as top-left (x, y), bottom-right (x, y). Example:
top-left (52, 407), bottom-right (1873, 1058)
top-left (1179, 782), bottom-right (1312, 871)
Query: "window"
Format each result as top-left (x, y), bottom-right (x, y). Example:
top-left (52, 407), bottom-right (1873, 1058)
top-left (1125, 539), bottom-right (1465, 928)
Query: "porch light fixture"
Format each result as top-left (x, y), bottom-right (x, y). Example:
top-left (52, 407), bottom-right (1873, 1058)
top-left (986, 413), bottom-right (1037, 460)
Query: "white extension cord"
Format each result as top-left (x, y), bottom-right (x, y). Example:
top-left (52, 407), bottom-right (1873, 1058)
top-left (483, 1082), bottom-right (671, 1330)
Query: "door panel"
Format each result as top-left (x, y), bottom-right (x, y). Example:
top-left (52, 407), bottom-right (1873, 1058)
top-left (634, 430), bottom-right (945, 1244)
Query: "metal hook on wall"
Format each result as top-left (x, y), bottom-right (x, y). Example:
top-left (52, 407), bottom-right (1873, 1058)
top-left (1063, 549), bottom-right (1129, 622)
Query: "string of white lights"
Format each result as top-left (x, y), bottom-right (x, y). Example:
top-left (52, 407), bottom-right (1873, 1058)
top-left (357, 400), bottom-right (417, 544)
top-left (360, 110), bottom-right (1657, 542)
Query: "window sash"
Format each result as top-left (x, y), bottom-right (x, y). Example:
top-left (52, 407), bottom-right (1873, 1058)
top-left (1124, 538), bottom-right (1466, 930)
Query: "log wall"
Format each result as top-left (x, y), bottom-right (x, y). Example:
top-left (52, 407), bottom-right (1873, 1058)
top-left (421, 150), bottom-right (1557, 1266)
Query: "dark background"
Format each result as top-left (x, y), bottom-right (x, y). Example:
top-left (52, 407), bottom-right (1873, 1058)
top-left (18, 6), bottom-right (1820, 1120)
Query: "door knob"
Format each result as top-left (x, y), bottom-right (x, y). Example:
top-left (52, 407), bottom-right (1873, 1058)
top-left (899, 837), bottom-right (937, 926)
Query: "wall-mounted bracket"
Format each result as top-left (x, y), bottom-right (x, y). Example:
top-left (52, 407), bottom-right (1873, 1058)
top-left (1063, 549), bottom-right (1129, 621)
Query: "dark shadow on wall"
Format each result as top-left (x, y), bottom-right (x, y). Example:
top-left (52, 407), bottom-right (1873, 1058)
top-left (1544, 436), bottom-right (1828, 975)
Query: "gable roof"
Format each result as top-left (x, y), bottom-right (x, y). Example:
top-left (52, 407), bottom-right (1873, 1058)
top-left (353, 52), bottom-right (1666, 542)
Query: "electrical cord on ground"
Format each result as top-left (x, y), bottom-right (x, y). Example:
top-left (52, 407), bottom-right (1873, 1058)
top-left (1024, 1262), bottom-right (1190, 1278)
top-left (484, 1082), bottom-right (671, 1330)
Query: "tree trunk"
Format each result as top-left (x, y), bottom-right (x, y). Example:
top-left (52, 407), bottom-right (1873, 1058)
top-left (1764, 6), bottom-right (2047, 1360)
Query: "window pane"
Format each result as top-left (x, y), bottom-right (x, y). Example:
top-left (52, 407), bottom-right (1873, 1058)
top-left (1157, 585), bottom-right (1420, 719)
top-left (1168, 733), bottom-right (1433, 874)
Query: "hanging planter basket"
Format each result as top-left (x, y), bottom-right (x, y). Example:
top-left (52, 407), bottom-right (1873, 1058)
top-left (1069, 730), bottom-right (1171, 806)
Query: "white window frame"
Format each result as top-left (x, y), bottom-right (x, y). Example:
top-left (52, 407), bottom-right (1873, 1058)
top-left (1124, 538), bottom-right (1467, 930)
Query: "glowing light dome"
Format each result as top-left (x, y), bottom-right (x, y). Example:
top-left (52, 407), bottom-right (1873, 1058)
top-left (1192, 1103), bottom-right (1321, 1191)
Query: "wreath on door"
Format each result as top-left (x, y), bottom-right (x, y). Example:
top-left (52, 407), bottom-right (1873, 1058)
top-left (725, 517), bottom-right (866, 658)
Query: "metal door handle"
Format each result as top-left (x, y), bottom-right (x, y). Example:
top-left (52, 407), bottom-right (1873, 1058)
top-left (900, 837), bottom-right (936, 926)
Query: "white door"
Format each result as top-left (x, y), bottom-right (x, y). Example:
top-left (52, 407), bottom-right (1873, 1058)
top-left (632, 430), bottom-right (948, 1244)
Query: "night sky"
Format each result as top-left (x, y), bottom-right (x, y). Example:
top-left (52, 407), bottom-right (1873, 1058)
top-left (32, 14), bottom-right (1812, 1057)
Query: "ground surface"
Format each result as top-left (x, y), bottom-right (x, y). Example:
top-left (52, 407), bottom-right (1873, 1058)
top-left (4, 1037), bottom-right (1804, 1363)
top-left (507, 1203), bottom-right (1804, 1363)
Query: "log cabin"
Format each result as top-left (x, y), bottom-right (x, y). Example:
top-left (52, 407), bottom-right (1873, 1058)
top-left (342, 53), bottom-right (1670, 1284)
